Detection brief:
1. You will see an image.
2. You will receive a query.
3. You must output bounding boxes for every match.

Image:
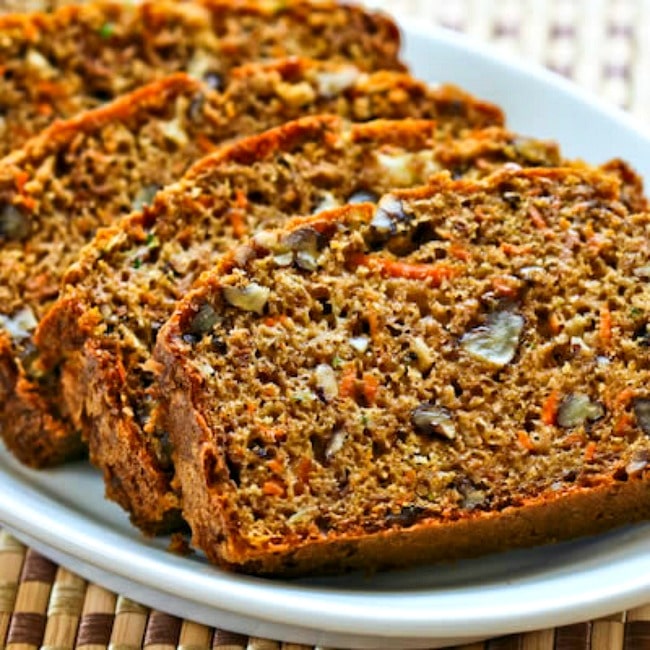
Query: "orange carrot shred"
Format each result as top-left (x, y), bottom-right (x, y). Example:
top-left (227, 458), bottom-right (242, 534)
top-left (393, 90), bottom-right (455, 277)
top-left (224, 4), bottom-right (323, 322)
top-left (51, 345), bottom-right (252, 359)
top-left (367, 310), bottom-right (380, 340)
top-left (228, 209), bottom-right (248, 239)
top-left (352, 254), bottom-right (458, 284)
top-left (542, 390), bottom-right (559, 426)
top-left (584, 441), bottom-right (597, 462)
top-left (615, 388), bottom-right (636, 407)
top-left (14, 171), bottom-right (29, 193)
top-left (614, 413), bottom-right (634, 436)
top-left (449, 243), bottom-right (471, 261)
top-left (500, 242), bottom-right (534, 256)
top-left (528, 204), bottom-right (547, 229)
top-left (267, 458), bottom-right (284, 474)
top-left (235, 189), bottom-right (248, 210)
top-left (491, 275), bottom-right (518, 297)
top-left (262, 479), bottom-right (285, 497)
top-left (517, 430), bottom-right (535, 452)
top-left (339, 364), bottom-right (357, 399)
top-left (362, 373), bottom-right (379, 405)
top-left (548, 312), bottom-right (562, 336)
top-left (196, 134), bottom-right (216, 154)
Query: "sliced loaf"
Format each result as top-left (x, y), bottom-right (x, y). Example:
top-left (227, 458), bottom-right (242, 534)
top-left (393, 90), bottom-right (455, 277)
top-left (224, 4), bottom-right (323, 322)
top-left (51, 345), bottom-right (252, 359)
top-left (153, 167), bottom-right (650, 575)
top-left (35, 115), bottom-right (563, 532)
top-left (0, 56), bottom-right (507, 472)
top-left (0, 0), bottom-right (404, 155)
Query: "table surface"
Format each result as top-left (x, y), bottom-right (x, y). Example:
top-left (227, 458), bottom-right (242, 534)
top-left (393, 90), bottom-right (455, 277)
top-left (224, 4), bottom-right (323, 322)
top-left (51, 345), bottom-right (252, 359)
top-left (1, 1), bottom-right (649, 649)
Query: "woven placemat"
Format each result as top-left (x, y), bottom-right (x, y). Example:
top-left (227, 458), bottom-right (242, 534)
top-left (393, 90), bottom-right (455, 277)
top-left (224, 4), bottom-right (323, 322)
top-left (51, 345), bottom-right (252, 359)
top-left (3, 527), bottom-right (650, 650)
top-left (0, 1), bottom-right (649, 649)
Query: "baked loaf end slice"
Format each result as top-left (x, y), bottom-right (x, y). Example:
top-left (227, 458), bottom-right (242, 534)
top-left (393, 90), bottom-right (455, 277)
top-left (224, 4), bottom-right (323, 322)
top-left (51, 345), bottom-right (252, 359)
top-left (153, 167), bottom-right (650, 576)
top-left (0, 56), bottom-right (508, 472)
top-left (35, 115), bottom-right (563, 532)
top-left (0, 0), bottom-right (403, 155)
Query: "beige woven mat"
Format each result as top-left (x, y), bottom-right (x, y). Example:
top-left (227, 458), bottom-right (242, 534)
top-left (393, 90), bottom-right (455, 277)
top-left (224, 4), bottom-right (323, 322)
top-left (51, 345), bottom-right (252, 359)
top-left (0, 1), bottom-right (649, 649)
top-left (373, 0), bottom-right (650, 126)
top-left (3, 528), bottom-right (650, 650)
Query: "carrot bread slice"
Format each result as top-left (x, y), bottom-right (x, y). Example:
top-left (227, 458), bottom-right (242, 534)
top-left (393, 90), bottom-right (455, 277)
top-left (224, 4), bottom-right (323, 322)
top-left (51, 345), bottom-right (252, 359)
top-left (0, 0), bottom-right (404, 155)
top-left (0, 58), bottom-right (507, 472)
top-left (35, 115), bottom-right (563, 532)
top-left (152, 167), bottom-right (650, 576)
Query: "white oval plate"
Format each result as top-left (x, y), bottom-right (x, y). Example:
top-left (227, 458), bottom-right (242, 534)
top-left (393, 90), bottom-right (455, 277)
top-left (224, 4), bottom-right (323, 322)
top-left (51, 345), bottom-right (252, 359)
top-left (2, 17), bottom-right (650, 650)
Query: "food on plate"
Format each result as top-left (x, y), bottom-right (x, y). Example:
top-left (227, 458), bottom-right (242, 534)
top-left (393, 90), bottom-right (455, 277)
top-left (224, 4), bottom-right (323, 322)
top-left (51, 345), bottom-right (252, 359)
top-left (0, 53), bottom-right (506, 470)
top-left (35, 114), bottom-right (563, 532)
top-left (153, 167), bottom-right (650, 575)
top-left (0, 0), bottom-right (404, 155)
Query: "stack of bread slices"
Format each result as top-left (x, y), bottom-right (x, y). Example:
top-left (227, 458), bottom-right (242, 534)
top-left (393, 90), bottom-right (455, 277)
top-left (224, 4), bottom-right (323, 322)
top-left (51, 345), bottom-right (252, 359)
top-left (1, 0), bottom-right (648, 576)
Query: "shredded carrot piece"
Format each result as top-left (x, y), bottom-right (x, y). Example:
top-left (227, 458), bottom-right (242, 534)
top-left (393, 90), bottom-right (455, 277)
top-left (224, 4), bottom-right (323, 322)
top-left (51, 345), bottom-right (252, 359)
top-left (542, 390), bottom-right (559, 426)
top-left (491, 275), bottom-right (518, 298)
top-left (528, 204), bottom-right (547, 229)
top-left (563, 431), bottom-right (585, 447)
top-left (267, 458), bottom-right (284, 474)
top-left (36, 102), bottom-right (53, 116)
top-left (449, 243), bottom-right (471, 261)
top-left (366, 310), bottom-right (380, 340)
top-left (339, 364), bottom-right (357, 399)
top-left (615, 388), bottom-right (636, 407)
top-left (228, 209), bottom-right (248, 239)
top-left (246, 402), bottom-right (256, 414)
top-left (500, 242), bottom-right (533, 256)
top-left (599, 304), bottom-right (612, 346)
top-left (614, 413), bottom-right (635, 436)
top-left (259, 426), bottom-right (286, 443)
top-left (517, 430), bottom-right (535, 452)
top-left (263, 315), bottom-right (288, 327)
top-left (14, 171), bottom-right (29, 193)
top-left (196, 134), bottom-right (216, 154)
top-left (548, 312), bottom-right (562, 336)
top-left (235, 189), bottom-right (248, 210)
top-left (23, 22), bottom-right (39, 42)
top-left (296, 457), bottom-right (313, 485)
top-left (584, 441), bottom-right (597, 462)
top-left (352, 254), bottom-right (458, 284)
top-left (19, 196), bottom-right (37, 212)
top-left (362, 373), bottom-right (379, 405)
top-left (262, 479), bottom-right (285, 497)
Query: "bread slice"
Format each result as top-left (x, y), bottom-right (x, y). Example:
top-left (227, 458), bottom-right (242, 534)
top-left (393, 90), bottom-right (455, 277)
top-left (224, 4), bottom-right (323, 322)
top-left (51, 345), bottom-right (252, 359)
top-left (0, 57), bottom-right (507, 472)
top-left (0, 0), bottom-right (404, 155)
top-left (34, 115), bottom-right (564, 532)
top-left (153, 166), bottom-right (650, 575)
